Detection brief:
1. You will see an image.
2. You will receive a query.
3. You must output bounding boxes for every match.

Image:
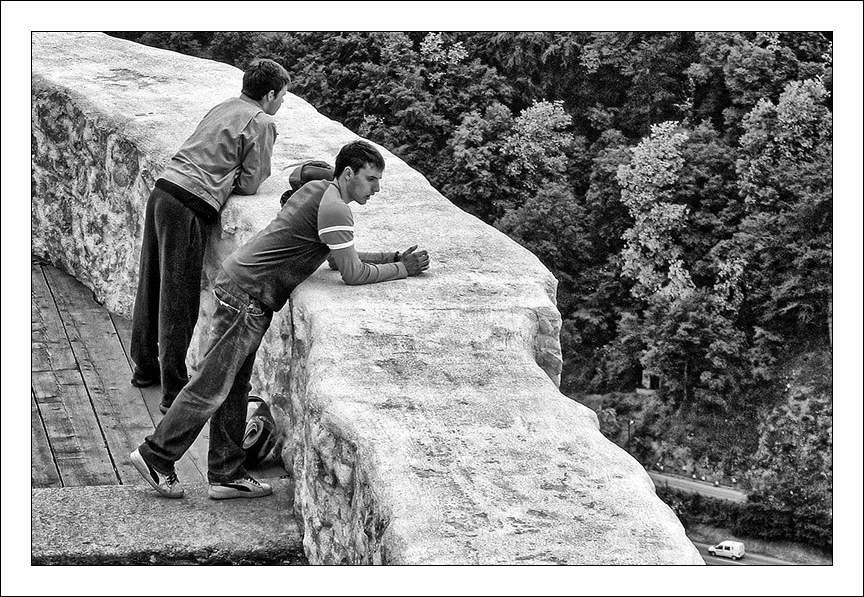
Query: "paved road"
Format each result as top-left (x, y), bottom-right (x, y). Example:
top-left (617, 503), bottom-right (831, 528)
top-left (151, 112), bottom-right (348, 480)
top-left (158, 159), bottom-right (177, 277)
top-left (692, 541), bottom-right (795, 566)
top-left (649, 471), bottom-right (748, 503)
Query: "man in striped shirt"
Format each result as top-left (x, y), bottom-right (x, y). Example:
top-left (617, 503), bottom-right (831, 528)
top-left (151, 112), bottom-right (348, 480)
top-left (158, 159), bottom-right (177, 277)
top-left (131, 140), bottom-right (429, 500)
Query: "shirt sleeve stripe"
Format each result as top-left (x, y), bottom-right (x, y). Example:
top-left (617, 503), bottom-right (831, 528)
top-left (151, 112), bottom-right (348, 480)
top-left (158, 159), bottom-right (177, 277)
top-left (327, 240), bottom-right (355, 250)
top-left (319, 225), bottom-right (354, 235)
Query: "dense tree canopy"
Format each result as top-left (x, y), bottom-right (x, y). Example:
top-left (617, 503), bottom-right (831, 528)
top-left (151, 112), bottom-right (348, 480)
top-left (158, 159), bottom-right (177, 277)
top-left (109, 31), bottom-right (833, 548)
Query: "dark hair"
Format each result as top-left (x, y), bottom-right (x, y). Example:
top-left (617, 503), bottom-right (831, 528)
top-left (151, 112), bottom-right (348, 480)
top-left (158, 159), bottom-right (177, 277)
top-left (242, 58), bottom-right (290, 101)
top-left (334, 140), bottom-right (385, 178)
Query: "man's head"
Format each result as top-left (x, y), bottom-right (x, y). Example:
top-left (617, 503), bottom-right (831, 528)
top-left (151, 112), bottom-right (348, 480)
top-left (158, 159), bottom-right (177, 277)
top-left (334, 140), bottom-right (386, 205)
top-left (242, 58), bottom-right (291, 115)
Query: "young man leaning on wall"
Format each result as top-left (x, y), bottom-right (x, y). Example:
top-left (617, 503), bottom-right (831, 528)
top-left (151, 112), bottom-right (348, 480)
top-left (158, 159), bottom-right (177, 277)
top-left (130, 58), bottom-right (290, 415)
top-left (131, 140), bottom-right (430, 500)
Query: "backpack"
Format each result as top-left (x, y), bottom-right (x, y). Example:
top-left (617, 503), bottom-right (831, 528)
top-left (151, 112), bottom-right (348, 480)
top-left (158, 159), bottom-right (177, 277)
top-left (280, 160), bottom-right (334, 207)
top-left (242, 396), bottom-right (279, 468)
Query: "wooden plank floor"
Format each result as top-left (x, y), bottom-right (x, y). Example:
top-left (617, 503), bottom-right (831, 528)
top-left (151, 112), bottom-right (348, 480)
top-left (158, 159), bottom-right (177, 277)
top-left (31, 258), bottom-right (208, 487)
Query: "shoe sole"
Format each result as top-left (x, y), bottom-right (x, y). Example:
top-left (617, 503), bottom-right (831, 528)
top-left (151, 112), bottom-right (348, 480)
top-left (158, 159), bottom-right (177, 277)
top-left (208, 486), bottom-right (273, 500)
top-left (130, 449), bottom-right (184, 498)
top-left (131, 373), bottom-right (160, 388)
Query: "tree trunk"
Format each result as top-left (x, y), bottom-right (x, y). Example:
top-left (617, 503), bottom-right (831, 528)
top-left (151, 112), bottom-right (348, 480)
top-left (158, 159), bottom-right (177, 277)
top-left (683, 361), bottom-right (689, 405)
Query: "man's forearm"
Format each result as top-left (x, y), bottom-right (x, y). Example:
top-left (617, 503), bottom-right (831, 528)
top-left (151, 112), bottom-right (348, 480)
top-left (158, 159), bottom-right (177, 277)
top-left (357, 251), bottom-right (399, 264)
top-left (327, 245), bottom-right (408, 285)
top-left (235, 120), bottom-right (276, 194)
top-left (234, 163), bottom-right (269, 195)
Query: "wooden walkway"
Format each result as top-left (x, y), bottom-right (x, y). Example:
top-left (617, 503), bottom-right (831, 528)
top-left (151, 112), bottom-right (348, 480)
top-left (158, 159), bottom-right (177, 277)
top-left (31, 257), bottom-right (213, 488)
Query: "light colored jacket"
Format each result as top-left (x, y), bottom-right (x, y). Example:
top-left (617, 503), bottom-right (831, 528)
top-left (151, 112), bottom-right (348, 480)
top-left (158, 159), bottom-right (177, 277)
top-left (160, 95), bottom-right (277, 213)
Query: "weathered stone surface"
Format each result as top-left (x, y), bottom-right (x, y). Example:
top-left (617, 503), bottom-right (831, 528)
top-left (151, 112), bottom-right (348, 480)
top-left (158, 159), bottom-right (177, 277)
top-left (31, 480), bottom-right (304, 565)
top-left (31, 32), bottom-right (702, 564)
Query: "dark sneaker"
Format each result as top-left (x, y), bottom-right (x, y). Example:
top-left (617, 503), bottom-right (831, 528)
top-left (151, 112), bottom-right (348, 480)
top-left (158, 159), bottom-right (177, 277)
top-left (130, 448), bottom-right (184, 498)
top-left (158, 396), bottom-right (174, 415)
top-left (131, 367), bottom-right (160, 388)
top-left (208, 475), bottom-right (273, 500)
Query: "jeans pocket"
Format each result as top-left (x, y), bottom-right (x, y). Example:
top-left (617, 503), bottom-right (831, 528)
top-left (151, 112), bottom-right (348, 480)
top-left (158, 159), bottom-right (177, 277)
top-left (214, 286), bottom-right (242, 314)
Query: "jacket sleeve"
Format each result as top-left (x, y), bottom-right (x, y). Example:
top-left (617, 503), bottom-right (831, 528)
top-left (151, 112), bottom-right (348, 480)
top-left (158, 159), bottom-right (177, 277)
top-left (234, 114), bottom-right (277, 195)
top-left (317, 192), bottom-right (407, 285)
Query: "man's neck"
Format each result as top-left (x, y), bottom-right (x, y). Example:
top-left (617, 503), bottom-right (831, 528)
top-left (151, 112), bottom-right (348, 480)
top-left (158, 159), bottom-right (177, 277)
top-left (333, 179), bottom-right (351, 204)
top-left (240, 93), bottom-right (264, 110)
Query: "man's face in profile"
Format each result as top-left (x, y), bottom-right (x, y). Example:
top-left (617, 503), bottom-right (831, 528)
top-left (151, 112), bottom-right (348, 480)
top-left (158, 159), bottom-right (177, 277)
top-left (347, 164), bottom-right (382, 205)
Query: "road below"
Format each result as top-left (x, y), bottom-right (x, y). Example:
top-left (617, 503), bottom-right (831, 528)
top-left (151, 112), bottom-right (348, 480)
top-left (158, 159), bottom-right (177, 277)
top-left (649, 471), bottom-right (748, 503)
top-left (692, 541), bottom-right (796, 566)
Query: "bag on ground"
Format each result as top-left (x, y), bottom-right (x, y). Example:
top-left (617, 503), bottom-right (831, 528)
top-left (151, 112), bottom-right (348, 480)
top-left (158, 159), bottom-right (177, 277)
top-left (243, 396), bottom-right (279, 468)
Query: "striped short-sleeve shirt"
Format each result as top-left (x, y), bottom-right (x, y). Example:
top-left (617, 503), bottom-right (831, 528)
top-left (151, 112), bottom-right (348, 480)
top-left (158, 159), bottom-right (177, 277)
top-left (317, 189), bottom-right (355, 251)
top-left (222, 180), bottom-right (406, 311)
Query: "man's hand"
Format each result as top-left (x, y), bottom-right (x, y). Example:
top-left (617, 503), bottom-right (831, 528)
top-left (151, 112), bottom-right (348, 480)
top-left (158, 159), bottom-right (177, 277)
top-left (399, 245), bottom-right (430, 276)
top-left (327, 253), bottom-right (338, 270)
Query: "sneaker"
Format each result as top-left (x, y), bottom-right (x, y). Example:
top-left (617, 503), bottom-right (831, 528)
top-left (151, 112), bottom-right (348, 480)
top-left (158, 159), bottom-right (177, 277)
top-left (131, 367), bottom-right (160, 388)
top-left (158, 396), bottom-right (174, 415)
top-left (130, 448), bottom-right (184, 498)
top-left (208, 475), bottom-right (273, 500)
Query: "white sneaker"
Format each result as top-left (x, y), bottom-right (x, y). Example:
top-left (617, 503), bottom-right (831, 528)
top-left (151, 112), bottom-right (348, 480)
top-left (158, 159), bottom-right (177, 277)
top-left (208, 475), bottom-right (273, 500)
top-left (130, 448), bottom-right (184, 498)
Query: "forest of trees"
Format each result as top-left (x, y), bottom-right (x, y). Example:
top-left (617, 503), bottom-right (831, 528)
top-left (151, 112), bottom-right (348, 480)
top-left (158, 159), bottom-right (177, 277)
top-left (108, 31), bottom-right (833, 550)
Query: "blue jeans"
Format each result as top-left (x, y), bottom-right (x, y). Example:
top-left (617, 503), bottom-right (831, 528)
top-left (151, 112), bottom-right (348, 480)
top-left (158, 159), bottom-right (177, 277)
top-left (139, 270), bottom-right (273, 483)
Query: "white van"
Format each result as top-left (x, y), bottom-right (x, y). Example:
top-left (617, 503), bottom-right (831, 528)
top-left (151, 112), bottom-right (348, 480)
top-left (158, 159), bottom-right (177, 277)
top-left (708, 540), bottom-right (746, 560)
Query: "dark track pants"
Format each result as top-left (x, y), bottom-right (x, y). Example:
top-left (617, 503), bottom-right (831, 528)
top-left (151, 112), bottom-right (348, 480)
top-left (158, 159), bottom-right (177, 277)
top-left (130, 187), bottom-right (208, 403)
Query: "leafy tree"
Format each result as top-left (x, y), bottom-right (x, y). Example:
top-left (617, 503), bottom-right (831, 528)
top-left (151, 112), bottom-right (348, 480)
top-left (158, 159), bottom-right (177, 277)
top-left (575, 130), bottom-right (634, 262)
top-left (617, 121), bottom-right (694, 301)
top-left (728, 78), bottom-right (833, 344)
top-left (440, 103), bottom-right (514, 219)
top-left (580, 32), bottom-right (699, 138)
top-left (137, 31), bottom-right (211, 58)
top-left (567, 132), bottom-right (638, 389)
top-left (672, 121), bottom-right (743, 287)
top-left (442, 99), bottom-right (574, 221)
top-left (266, 32), bottom-right (514, 190)
top-left (686, 32), bottom-right (832, 139)
top-left (460, 32), bottom-right (590, 116)
top-left (208, 31), bottom-right (262, 68)
top-left (746, 350), bottom-right (832, 547)
top-left (501, 100), bottom-right (573, 199)
top-left (639, 291), bottom-right (750, 412)
top-left (497, 181), bottom-right (583, 276)
top-left (593, 311), bottom-right (645, 391)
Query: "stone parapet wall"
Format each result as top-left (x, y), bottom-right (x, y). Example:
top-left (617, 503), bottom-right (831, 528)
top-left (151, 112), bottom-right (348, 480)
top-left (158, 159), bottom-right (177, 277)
top-left (32, 81), bottom-right (158, 316)
top-left (31, 32), bottom-right (702, 564)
